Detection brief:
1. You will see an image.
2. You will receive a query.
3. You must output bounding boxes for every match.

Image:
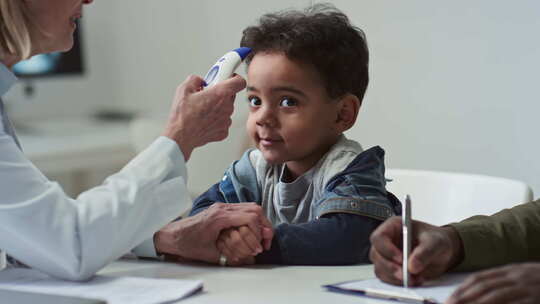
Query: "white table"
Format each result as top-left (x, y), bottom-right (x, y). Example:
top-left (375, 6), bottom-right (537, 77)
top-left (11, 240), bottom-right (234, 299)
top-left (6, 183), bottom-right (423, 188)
top-left (98, 260), bottom-right (382, 304)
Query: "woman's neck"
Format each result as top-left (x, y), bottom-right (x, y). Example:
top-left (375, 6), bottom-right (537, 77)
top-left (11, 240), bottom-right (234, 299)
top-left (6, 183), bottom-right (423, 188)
top-left (0, 55), bottom-right (20, 69)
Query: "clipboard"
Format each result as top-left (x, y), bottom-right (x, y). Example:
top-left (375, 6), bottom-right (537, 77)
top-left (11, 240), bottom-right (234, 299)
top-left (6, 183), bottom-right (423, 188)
top-left (324, 281), bottom-right (439, 304)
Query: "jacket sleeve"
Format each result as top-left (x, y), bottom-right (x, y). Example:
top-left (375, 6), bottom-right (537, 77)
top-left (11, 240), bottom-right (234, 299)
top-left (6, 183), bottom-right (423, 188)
top-left (189, 182), bottom-right (226, 216)
top-left (315, 146), bottom-right (401, 220)
top-left (189, 151), bottom-right (257, 216)
top-left (450, 199), bottom-right (540, 271)
top-left (256, 212), bottom-right (380, 265)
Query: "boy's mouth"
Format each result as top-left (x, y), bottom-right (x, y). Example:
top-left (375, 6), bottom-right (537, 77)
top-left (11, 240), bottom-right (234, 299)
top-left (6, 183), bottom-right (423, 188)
top-left (258, 135), bottom-right (283, 147)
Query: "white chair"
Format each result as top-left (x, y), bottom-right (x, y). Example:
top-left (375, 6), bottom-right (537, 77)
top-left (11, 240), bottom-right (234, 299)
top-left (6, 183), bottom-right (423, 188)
top-left (385, 169), bottom-right (533, 226)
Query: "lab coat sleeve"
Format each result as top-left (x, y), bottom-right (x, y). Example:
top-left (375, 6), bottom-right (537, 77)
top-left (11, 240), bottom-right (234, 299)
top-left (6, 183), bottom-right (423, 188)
top-left (132, 182), bottom-right (225, 259)
top-left (131, 237), bottom-right (160, 258)
top-left (0, 134), bottom-right (189, 281)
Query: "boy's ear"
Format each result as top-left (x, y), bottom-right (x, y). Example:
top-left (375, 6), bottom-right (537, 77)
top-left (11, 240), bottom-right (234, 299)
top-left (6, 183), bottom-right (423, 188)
top-left (335, 93), bottom-right (360, 132)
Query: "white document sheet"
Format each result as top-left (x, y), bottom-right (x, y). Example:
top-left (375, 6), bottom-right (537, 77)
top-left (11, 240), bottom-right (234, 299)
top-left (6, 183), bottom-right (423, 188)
top-left (327, 273), bottom-right (470, 303)
top-left (0, 268), bottom-right (203, 304)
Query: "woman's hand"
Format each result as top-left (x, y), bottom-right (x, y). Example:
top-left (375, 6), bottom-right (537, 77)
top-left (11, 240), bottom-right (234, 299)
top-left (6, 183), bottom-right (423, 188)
top-left (154, 203), bottom-right (273, 264)
top-left (163, 74), bottom-right (246, 160)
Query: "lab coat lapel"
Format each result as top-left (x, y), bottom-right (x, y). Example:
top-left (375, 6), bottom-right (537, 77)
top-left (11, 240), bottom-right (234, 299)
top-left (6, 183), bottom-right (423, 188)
top-left (0, 98), bottom-right (24, 270)
top-left (0, 98), bottom-right (21, 150)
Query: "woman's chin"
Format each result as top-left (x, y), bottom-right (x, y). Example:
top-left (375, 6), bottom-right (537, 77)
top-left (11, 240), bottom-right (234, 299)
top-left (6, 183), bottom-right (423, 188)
top-left (38, 38), bottom-right (73, 55)
top-left (58, 38), bottom-right (75, 52)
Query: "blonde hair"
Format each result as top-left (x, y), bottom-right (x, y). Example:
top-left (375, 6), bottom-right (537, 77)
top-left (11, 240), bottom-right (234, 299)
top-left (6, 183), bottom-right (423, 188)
top-left (0, 0), bottom-right (32, 60)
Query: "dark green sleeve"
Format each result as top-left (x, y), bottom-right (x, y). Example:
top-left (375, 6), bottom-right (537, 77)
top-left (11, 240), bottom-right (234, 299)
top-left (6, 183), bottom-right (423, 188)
top-left (450, 200), bottom-right (540, 271)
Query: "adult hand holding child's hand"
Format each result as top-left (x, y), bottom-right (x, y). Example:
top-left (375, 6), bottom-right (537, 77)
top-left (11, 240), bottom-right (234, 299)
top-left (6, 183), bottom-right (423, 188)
top-left (154, 203), bottom-right (273, 265)
top-left (216, 226), bottom-right (259, 266)
top-left (216, 204), bottom-right (274, 266)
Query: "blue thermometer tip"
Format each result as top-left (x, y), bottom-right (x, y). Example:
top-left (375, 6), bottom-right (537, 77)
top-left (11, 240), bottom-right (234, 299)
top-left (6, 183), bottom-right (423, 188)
top-left (234, 47), bottom-right (252, 60)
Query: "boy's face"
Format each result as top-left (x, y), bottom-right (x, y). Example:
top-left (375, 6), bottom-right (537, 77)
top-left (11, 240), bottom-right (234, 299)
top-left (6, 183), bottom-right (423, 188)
top-left (246, 52), bottom-right (342, 176)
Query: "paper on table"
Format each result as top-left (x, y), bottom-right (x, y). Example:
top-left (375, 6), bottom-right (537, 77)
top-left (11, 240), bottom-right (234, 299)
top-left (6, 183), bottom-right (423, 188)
top-left (327, 273), bottom-right (470, 303)
top-left (0, 268), bottom-right (203, 304)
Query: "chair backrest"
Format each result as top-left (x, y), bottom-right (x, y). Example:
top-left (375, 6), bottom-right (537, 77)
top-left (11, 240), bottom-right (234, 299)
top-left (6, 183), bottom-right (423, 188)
top-left (385, 169), bottom-right (533, 226)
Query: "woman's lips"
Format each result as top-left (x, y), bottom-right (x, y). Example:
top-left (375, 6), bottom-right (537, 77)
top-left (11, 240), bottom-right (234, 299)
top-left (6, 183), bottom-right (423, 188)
top-left (71, 12), bottom-right (82, 21)
top-left (70, 13), bottom-right (81, 22)
top-left (70, 14), bottom-right (81, 28)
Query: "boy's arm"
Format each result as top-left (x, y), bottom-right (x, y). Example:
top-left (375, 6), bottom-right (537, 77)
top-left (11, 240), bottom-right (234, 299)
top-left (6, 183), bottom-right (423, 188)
top-left (256, 213), bottom-right (380, 265)
top-left (189, 182), bottom-right (226, 216)
top-left (189, 149), bottom-right (258, 217)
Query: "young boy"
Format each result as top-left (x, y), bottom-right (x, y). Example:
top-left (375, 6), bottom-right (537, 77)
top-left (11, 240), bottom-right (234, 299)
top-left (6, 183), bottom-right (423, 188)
top-left (190, 4), bottom-right (401, 266)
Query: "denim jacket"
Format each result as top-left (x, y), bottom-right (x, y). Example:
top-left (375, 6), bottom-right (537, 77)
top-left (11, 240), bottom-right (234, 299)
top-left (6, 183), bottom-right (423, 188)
top-left (190, 145), bottom-right (401, 265)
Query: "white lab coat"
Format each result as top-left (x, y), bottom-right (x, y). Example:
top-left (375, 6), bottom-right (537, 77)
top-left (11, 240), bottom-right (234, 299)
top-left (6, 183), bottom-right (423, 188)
top-left (0, 63), bottom-right (189, 280)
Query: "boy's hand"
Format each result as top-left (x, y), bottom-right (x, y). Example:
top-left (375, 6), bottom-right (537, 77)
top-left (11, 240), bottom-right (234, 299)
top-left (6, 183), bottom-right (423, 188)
top-left (216, 225), bottom-right (263, 266)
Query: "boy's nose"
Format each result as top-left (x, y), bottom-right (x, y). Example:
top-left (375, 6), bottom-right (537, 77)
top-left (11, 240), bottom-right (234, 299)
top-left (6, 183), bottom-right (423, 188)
top-left (256, 105), bottom-right (278, 127)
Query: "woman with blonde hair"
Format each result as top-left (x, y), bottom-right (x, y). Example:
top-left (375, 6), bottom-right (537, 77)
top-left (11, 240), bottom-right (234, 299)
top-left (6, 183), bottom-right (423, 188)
top-left (0, 0), bottom-right (272, 281)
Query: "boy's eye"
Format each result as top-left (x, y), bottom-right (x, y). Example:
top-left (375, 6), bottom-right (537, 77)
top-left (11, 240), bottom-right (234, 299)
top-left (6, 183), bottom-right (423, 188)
top-left (279, 97), bottom-right (298, 107)
top-left (248, 96), bottom-right (262, 107)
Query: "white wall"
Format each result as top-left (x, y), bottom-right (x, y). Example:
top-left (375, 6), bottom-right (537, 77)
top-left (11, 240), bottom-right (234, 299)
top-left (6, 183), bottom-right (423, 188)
top-left (340, 0), bottom-right (540, 199)
top-left (76, 0), bottom-right (315, 195)
top-left (7, 0), bottom-right (540, 198)
top-left (5, 6), bottom-right (121, 120)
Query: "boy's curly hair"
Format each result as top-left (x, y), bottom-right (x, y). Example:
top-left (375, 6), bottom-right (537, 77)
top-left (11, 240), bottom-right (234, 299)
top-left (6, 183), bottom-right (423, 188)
top-left (240, 3), bottom-right (369, 104)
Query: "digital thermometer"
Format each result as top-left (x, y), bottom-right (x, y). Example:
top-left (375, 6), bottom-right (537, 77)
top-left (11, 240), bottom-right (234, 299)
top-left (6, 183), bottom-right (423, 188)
top-left (203, 47), bottom-right (251, 88)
